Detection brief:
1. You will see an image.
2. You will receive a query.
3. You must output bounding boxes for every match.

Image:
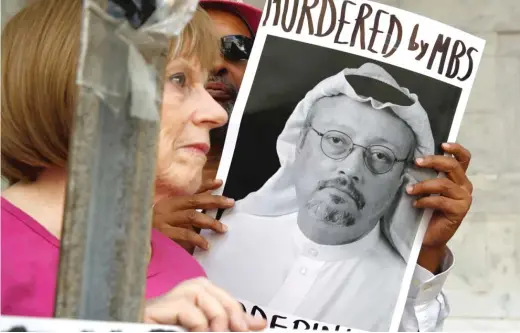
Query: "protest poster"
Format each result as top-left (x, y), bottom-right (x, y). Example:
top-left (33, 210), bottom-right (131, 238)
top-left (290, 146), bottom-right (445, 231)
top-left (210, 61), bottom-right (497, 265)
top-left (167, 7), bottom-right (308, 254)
top-left (194, 0), bottom-right (486, 331)
top-left (0, 314), bottom-right (358, 332)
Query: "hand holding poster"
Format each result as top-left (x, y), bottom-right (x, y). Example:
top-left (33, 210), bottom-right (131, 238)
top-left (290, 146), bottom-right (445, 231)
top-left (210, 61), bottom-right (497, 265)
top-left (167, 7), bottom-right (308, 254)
top-left (194, 0), bottom-right (485, 332)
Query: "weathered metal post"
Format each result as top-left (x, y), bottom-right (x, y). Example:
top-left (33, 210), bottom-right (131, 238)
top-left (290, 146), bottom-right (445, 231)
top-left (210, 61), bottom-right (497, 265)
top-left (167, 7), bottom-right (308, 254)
top-left (54, 0), bottom-right (196, 322)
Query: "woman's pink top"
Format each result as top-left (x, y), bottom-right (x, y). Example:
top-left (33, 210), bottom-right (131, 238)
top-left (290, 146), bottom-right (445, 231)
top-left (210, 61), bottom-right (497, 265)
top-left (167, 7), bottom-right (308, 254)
top-left (1, 197), bottom-right (206, 317)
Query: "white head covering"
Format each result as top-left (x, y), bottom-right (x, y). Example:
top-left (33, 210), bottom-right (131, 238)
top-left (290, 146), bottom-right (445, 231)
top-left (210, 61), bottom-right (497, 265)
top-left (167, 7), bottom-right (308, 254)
top-left (233, 62), bottom-right (436, 260)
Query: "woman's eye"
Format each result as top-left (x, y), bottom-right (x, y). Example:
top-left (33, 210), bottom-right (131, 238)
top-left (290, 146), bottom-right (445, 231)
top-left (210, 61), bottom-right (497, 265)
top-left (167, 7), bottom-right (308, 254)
top-left (168, 73), bottom-right (186, 87)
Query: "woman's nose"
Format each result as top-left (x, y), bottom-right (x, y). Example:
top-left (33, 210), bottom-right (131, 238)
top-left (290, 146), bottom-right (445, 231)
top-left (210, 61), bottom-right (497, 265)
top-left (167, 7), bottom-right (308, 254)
top-left (192, 87), bottom-right (229, 129)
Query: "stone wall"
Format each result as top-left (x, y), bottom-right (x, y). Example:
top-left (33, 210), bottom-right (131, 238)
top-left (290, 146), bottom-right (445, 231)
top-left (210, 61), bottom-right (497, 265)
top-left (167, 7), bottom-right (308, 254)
top-left (395, 1), bottom-right (520, 331)
top-left (243, 0), bottom-right (520, 330)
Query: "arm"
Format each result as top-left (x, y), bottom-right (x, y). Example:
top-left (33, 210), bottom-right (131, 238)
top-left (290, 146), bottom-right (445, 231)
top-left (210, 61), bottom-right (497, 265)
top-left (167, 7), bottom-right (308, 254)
top-left (400, 250), bottom-right (453, 332)
top-left (418, 245), bottom-right (448, 275)
top-left (401, 143), bottom-right (473, 331)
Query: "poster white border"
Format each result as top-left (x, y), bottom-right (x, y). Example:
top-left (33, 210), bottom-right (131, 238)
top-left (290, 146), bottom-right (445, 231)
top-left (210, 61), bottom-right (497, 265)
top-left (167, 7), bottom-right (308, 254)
top-left (208, 0), bottom-right (486, 331)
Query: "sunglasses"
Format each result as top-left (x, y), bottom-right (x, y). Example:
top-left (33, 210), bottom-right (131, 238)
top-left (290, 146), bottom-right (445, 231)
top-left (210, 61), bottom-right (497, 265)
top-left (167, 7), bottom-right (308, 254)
top-left (220, 35), bottom-right (254, 62)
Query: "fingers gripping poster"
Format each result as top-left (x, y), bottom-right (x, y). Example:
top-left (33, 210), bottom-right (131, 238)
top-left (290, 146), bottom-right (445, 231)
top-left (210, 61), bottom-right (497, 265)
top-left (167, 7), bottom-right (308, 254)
top-left (194, 0), bottom-right (485, 331)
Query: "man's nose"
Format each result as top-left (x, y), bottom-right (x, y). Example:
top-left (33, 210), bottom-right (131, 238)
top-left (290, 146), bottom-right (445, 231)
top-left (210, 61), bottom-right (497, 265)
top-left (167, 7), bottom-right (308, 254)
top-left (338, 147), bottom-right (365, 183)
top-left (193, 87), bottom-right (228, 129)
top-left (211, 55), bottom-right (228, 78)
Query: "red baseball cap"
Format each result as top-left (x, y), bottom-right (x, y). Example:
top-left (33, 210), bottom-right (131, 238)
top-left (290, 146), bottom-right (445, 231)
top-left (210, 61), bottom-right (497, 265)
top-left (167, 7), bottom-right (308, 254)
top-left (199, 0), bottom-right (263, 36)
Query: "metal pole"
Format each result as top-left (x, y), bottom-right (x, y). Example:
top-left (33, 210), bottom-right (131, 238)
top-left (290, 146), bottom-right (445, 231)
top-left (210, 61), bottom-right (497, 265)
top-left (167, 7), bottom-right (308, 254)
top-left (54, 0), bottom-right (166, 322)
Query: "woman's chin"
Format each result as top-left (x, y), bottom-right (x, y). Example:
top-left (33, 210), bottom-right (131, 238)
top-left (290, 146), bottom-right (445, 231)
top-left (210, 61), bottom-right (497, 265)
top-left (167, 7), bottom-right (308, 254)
top-left (156, 167), bottom-right (203, 196)
top-left (181, 178), bottom-right (203, 195)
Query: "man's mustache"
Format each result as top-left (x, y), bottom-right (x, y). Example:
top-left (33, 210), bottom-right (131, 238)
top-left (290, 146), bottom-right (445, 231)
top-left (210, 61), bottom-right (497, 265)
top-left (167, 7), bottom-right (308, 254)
top-left (316, 177), bottom-right (366, 210)
top-left (207, 75), bottom-right (238, 99)
top-left (207, 75), bottom-right (237, 149)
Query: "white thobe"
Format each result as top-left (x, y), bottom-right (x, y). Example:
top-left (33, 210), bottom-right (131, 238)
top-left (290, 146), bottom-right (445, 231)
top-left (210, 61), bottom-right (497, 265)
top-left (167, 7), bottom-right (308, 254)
top-left (196, 210), bottom-right (452, 331)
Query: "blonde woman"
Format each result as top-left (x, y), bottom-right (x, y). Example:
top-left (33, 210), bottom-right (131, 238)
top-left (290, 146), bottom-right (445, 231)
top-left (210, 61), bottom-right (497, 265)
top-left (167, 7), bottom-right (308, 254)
top-left (1, 0), bottom-right (265, 331)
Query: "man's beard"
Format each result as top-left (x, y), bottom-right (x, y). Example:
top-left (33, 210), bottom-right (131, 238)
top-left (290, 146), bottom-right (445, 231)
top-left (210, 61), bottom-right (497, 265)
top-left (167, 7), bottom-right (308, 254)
top-left (305, 176), bottom-right (366, 227)
top-left (219, 99), bottom-right (235, 115)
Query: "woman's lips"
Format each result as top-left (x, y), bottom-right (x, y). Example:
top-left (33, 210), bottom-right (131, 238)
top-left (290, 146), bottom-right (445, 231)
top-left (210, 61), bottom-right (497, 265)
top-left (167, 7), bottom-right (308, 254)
top-left (182, 143), bottom-right (210, 155)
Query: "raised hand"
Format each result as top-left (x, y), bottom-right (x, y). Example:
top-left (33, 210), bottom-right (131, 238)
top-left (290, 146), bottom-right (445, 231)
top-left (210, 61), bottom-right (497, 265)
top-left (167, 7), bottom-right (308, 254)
top-left (406, 142), bottom-right (473, 272)
top-left (153, 179), bottom-right (234, 252)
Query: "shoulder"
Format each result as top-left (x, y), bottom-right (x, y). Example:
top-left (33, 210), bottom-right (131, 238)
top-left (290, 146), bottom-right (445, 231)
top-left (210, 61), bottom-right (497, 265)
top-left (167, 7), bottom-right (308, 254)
top-left (1, 197), bottom-right (60, 262)
top-left (1, 199), bottom-right (58, 317)
top-left (150, 229), bottom-right (206, 277)
top-left (1, 198), bottom-right (60, 263)
top-left (146, 229), bottom-right (206, 299)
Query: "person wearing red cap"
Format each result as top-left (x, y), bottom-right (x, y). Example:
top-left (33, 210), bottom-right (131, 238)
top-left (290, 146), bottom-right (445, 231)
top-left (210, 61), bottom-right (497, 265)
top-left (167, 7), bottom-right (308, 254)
top-left (200, 0), bottom-right (261, 111)
top-left (199, 0), bottom-right (263, 181)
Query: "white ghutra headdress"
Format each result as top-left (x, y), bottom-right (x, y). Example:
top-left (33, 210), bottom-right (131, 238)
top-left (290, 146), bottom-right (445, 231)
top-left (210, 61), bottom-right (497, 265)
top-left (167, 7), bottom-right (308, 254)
top-left (233, 63), bottom-right (437, 260)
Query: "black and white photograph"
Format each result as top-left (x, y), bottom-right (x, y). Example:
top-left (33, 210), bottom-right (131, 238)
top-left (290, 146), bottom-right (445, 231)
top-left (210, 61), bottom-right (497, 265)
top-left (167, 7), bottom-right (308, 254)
top-left (194, 0), bottom-right (485, 331)
top-left (196, 37), bottom-right (459, 331)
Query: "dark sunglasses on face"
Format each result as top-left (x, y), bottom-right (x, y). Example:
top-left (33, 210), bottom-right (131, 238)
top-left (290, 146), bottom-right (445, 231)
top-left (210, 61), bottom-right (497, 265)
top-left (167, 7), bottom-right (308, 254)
top-left (220, 35), bottom-right (254, 62)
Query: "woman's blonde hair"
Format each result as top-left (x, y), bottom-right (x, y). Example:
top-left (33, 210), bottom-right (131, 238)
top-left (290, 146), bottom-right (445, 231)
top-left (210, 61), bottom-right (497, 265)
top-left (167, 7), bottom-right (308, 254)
top-left (1, 0), bottom-right (219, 185)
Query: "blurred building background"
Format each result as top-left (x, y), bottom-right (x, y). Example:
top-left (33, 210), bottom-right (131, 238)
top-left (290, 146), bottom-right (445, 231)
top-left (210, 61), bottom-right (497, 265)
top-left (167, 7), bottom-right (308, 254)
top-left (1, 0), bottom-right (29, 30)
top-left (2, 0), bottom-right (519, 330)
